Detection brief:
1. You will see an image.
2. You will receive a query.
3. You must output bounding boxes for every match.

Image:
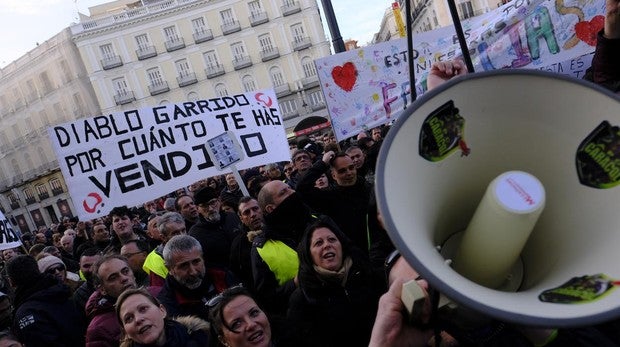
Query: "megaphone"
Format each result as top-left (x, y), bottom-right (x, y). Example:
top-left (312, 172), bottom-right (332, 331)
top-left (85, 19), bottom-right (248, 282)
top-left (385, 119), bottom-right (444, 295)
top-left (376, 70), bottom-right (620, 327)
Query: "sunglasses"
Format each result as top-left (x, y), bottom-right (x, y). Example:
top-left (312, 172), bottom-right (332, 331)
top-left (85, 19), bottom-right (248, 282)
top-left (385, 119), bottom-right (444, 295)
top-left (205, 284), bottom-right (244, 307)
top-left (46, 265), bottom-right (65, 275)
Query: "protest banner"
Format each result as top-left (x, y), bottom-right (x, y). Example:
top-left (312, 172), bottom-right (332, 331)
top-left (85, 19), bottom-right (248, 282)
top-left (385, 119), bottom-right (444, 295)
top-left (0, 211), bottom-right (22, 252)
top-left (49, 89), bottom-right (289, 220)
top-left (316, 0), bottom-right (604, 141)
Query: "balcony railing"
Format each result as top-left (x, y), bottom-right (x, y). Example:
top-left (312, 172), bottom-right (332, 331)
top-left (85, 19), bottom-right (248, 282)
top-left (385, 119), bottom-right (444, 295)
top-left (148, 81), bottom-right (170, 96)
top-left (281, 1), bottom-right (301, 16)
top-left (311, 102), bottom-right (326, 111)
top-left (165, 37), bottom-right (186, 52)
top-left (38, 191), bottom-right (50, 200)
top-left (260, 47), bottom-right (280, 62)
top-left (136, 45), bottom-right (157, 60)
top-left (283, 110), bottom-right (300, 121)
top-left (193, 29), bottom-right (214, 43)
top-left (249, 11), bottom-right (269, 26)
top-left (12, 138), bottom-right (25, 148)
top-left (205, 65), bottom-right (225, 79)
top-left (301, 75), bottom-right (319, 88)
top-left (274, 83), bottom-right (291, 97)
top-left (177, 73), bottom-right (198, 87)
top-left (101, 55), bottom-right (123, 70)
top-left (232, 56), bottom-right (252, 70)
top-left (9, 201), bottom-right (20, 210)
top-left (25, 196), bottom-right (36, 205)
top-left (114, 91), bottom-right (136, 105)
top-left (221, 20), bottom-right (241, 35)
top-left (51, 187), bottom-right (64, 196)
top-left (292, 37), bottom-right (311, 51)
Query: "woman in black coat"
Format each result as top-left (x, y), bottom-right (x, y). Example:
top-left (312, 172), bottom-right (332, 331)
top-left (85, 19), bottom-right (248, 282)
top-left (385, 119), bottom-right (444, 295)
top-left (287, 218), bottom-right (385, 347)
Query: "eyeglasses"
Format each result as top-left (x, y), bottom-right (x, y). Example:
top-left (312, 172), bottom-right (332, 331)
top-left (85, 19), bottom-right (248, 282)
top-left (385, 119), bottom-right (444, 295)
top-left (294, 155), bottom-right (310, 162)
top-left (45, 265), bottom-right (65, 275)
top-left (205, 284), bottom-right (244, 307)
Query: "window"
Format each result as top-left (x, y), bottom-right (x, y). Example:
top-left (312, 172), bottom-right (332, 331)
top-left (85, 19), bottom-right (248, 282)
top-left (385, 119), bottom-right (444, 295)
top-left (301, 57), bottom-right (317, 78)
top-left (258, 34), bottom-right (274, 51)
top-left (309, 90), bottom-right (324, 106)
top-left (113, 77), bottom-right (130, 95)
top-left (203, 50), bottom-right (220, 68)
top-left (242, 75), bottom-right (256, 92)
top-left (163, 26), bottom-right (180, 41)
top-left (248, 0), bottom-right (263, 16)
top-left (147, 68), bottom-right (165, 86)
top-left (291, 23), bottom-right (306, 42)
top-left (39, 110), bottom-right (50, 126)
top-left (231, 42), bottom-right (247, 61)
top-left (458, 1), bottom-right (474, 19)
top-left (36, 184), bottom-right (49, 200)
top-left (220, 9), bottom-right (235, 25)
top-left (192, 17), bottom-right (207, 33)
top-left (59, 60), bottom-right (72, 83)
top-left (175, 59), bottom-right (192, 77)
top-left (280, 99), bottom-right (297, 114)
top-left (269, 67), bottom-right (285, 87)
top-left (215, 83), bottom-right (229, 97)
top-left (53, 103), bottom-right (65, 122)
top-left (50, 178), bottom-right (64, 195)
top-left (73, 93), bottom-right (85, 116)
top-left (135, 34), bottom-right (151, 50)
top-left (26, 80), bottom-right (37, 101)
top-left (100, 43), bottom-right (116, 59)
top-left (39, 72), bottom-right (53, 93)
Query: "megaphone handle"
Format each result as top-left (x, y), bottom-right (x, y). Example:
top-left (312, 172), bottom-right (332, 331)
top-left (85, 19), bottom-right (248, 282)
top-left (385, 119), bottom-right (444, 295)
top-left (401, 279), bottom-right (426, 325)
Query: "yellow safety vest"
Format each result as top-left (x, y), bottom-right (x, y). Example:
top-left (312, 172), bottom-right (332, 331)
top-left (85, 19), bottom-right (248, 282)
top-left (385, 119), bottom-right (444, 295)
top-left (257, 240), bottom-right (299, 285)
top-left (143, 250), bottom-right (168, 279)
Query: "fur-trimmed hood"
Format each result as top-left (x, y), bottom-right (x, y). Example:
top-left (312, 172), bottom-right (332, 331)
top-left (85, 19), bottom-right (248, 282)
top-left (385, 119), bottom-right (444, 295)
top-left (120, 315), bottom-right (210, 347)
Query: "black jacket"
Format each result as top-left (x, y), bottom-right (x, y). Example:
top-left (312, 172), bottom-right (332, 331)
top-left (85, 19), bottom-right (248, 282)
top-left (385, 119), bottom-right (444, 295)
top-left (287, 247), bottom-right (383, 347)
top-left (296, 160), bottom-right (373, 253)
top-left (189, 212), bottom-right (240, 268)
top-left (13, 274), bottom-right (86, 347)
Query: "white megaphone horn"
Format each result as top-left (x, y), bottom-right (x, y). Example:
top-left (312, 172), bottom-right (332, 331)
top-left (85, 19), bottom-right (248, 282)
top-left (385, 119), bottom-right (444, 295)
top-left (376, 70), bottom-right (620, 327)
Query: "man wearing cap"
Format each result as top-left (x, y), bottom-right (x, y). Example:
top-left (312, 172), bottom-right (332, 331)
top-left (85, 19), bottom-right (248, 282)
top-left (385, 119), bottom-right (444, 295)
top-left (8, 255), bottom-right (85, 346)
top-left (189, 186), bottom-right (240, 268)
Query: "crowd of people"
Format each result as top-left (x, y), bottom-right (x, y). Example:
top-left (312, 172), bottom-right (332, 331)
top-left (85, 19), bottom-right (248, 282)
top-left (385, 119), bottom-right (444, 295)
top-left (0, 2), bottom-right (618, 345)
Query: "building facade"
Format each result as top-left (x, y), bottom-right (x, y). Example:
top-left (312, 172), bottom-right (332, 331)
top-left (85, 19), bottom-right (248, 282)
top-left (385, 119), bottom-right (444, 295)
top-left (0, 0), bottom-right (331, 232)
top-left (70, 0), bottom-right (331, 134)
top-left (0, 28), bottom-right (102, 233)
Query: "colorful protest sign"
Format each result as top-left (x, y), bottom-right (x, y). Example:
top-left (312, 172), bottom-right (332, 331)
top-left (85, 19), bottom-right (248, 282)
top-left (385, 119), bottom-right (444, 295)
top-left (49, 89), bottom-right (289, 220)
top-left (316, 0), bottom-right (604, 141)
top-left (0, 211), bottom-right (22, 251)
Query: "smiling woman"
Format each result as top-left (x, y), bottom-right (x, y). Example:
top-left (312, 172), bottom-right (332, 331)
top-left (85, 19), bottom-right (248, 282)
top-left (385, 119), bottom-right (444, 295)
top-left (115, 287), bottom-right (210, 347)
top-left (287, 218), bottom-right (386, 347)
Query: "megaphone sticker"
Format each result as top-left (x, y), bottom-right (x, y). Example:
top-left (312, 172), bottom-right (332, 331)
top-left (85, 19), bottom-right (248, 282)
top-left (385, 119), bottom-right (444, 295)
top-left (539, 274), bottom-right (620, 304)
top-left (576, 121), bottom-right (620, 189)
top-left (419, 100), bottom-right (471, 162)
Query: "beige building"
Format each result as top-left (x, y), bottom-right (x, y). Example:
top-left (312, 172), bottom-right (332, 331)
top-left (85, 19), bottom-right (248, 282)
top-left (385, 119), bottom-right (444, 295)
top-left (0, 28), bottom-right (102, 232)
top-left (374, 0), bottom-right (506, 42)
top-left (70, 0), bottom-right (331, 134)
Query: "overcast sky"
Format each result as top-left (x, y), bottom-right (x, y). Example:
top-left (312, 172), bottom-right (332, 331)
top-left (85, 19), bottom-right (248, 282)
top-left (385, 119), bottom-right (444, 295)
top-left (0, 0), bottom-right (392, 67)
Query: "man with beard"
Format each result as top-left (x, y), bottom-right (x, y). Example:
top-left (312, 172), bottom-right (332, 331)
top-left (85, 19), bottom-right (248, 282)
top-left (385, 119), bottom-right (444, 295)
top-left (7, 255), bottom-right (85, 347)
top-left (157, 235), bottom-right (238, 320)
top-left (189, 186), bottom-right (240, 268)
top-left (251, 180), bottom-right (322, 315)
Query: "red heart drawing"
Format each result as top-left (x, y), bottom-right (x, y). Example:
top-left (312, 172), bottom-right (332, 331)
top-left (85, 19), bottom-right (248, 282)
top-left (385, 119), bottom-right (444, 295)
top-left (331, 62), bottom-right (357, 92)
top-left (574, 15), bottom-right (605, 46)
